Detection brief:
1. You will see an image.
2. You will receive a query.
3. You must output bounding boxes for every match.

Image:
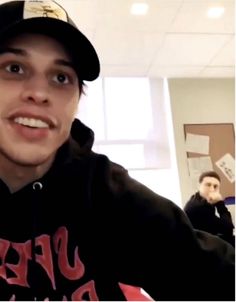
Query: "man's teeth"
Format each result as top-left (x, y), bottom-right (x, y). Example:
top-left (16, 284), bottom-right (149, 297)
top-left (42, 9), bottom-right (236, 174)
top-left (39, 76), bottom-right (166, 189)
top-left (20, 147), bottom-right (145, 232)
top-left (14, 117), bottom-right (49, 128)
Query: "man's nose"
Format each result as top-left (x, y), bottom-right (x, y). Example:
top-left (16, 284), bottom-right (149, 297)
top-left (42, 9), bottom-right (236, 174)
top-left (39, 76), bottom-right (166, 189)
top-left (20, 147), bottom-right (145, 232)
top-left (21, 76), bottom-right (50, 105)
top-left (209, 185), bottom-right (215, 192)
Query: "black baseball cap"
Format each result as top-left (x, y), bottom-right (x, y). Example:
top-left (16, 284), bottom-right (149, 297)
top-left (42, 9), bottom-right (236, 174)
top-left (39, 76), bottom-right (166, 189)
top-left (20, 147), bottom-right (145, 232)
top-left (0, 0), bottom-right (100, 81)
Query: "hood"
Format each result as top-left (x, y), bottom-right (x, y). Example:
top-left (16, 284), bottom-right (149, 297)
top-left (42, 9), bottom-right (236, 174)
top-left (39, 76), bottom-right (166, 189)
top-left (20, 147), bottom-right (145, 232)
top-left (35, 118), bottom-right (94, 174)
top-left (70, 118), bottom-right (95, 153)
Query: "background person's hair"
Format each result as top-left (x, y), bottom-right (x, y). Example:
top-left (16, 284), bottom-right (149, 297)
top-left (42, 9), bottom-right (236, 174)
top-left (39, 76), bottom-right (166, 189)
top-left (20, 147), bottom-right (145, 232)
top-left (199, 171), bottom-right (221, 183)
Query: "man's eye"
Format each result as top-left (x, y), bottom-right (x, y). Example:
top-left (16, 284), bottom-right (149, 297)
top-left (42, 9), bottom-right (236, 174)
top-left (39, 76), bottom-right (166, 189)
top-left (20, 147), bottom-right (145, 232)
top-left (54, 73), bottom-right (70, 84)
top-left (6, 63), bottom-right (24, 74)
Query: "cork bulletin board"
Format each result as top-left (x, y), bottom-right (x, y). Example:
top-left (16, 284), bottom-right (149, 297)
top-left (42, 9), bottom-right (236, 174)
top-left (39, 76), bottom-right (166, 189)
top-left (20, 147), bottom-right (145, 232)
top-left (184, 123), bottom-right (235, 198)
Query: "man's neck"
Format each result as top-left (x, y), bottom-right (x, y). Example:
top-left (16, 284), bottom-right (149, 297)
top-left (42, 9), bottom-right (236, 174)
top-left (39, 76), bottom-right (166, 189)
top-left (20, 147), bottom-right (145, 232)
top-left (0, 155), bottom-right (55, 193)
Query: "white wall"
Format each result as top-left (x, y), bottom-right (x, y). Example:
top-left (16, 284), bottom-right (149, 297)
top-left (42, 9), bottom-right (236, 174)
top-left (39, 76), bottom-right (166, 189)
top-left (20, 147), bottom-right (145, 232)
top-left (167, 78), bottom-right (235, 207)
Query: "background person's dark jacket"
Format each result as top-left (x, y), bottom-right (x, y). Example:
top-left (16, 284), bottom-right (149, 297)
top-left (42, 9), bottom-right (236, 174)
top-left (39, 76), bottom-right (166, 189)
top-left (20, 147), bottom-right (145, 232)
top-left (184, 192), bottom-right (234, 245)
top-left (0, 119), bottom-right (235, 301)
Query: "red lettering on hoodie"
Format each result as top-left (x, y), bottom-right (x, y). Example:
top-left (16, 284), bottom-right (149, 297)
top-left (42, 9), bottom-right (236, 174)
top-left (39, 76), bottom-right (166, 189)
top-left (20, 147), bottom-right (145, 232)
top-left (71, 280), bottom-right (99, 301)
top-left (53, 226), bottom-right (85, 280)
top-left (7, 241), bottom-right (31, 287)
top-left (0, 239), bottom-right (31, 287)
top-left (35, 235), bottom-right (56, 290)
top-left (0, 238), bottom-right (10, 280)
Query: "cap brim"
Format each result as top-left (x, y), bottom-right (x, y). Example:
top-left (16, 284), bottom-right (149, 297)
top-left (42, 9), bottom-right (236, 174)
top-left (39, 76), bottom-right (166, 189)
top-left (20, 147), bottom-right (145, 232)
top-left (0, 17), bottom-right (100, 81)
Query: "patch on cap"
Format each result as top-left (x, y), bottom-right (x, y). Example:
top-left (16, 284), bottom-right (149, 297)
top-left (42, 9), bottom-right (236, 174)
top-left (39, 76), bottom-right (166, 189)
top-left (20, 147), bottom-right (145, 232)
top-left (23, 0), bottom-right (67, 22)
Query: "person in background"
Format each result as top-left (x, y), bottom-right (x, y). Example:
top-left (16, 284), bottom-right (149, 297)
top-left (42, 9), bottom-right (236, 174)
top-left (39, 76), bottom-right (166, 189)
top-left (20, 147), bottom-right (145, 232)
top-left (0, 0), bottom-right (234, 300)
top-left (184, 170), bottom-right (235, 247)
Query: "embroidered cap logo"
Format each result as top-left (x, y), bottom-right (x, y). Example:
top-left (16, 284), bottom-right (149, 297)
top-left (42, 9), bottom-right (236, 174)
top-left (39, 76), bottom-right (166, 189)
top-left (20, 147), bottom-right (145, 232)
top-left (23, 0), bottom-right (68, 22)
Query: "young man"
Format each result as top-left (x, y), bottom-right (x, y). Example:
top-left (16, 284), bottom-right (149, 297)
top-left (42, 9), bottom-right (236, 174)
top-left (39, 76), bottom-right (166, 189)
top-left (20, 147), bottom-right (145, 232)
top-left (0, 1), bottom-right (234, 301)
top-left (184, 171), bottom-right (235, 246)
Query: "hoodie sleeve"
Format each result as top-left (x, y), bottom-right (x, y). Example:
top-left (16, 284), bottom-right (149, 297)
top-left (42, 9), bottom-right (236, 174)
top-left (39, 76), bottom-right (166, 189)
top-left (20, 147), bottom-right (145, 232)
top-left (95, 158), bottom-right (235, 301)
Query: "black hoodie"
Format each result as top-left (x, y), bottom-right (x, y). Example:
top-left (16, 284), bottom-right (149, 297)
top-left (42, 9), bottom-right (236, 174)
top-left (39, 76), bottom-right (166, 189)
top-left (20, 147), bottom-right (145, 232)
top-left (184, 192), bottom-right (234, 245)
top-left (0, 119), bottom-right (235, 301)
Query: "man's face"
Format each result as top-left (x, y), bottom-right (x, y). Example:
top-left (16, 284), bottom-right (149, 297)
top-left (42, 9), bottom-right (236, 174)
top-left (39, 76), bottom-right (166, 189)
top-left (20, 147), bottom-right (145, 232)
top-left (0, 33), bottom-right (80, 166)
top-left (199, 176), bottom-right (221, 200)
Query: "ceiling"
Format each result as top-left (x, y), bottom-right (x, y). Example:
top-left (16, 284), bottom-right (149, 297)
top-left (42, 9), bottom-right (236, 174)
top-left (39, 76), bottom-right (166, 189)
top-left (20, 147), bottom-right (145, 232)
top-left (58, 0), bottom-right (234, 78)
top-left (1, 0), bottom-right (234, 78)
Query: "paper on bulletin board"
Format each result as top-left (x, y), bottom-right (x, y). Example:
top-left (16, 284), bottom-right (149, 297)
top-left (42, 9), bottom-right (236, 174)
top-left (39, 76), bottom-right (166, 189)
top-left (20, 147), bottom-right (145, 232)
top-left (187, 156), bottom-right (213, 191)
top-left (188, 156), bottom-right (213, 176)
top-left (215, 153), bottom-right (235, 183)
top-left (185, 133), bottom-right (210, 155)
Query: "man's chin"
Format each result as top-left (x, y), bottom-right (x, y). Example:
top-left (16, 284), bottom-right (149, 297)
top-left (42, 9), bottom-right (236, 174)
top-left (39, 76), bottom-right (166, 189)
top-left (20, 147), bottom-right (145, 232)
top-left (0, 148), bottom-right (55, 168)
top-left (9, 156), bottom-right (52, 167)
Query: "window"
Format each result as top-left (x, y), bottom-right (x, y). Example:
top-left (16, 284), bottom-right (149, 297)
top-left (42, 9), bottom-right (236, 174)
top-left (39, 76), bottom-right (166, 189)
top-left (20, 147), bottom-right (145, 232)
top-left (104, 77), bottom-right (153, 140)
top-left (76, 77), bottom-right (181, 206)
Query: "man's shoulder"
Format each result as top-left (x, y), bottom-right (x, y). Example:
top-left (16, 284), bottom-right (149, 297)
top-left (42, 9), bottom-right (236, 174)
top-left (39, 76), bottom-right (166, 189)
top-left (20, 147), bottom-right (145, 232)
top-left (184, 192), bottom-right (205, 210)
top-left (66, 149), bottom-right (130, 192)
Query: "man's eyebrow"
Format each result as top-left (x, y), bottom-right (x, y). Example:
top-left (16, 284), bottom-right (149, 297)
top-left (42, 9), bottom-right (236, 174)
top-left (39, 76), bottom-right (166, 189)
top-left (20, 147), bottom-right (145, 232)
top-left (54, 59), bottom-right (75, 70)
top-left (0, 47), bottom-right (75, 70)
top-left (0, 47), bottom-right (27, 56)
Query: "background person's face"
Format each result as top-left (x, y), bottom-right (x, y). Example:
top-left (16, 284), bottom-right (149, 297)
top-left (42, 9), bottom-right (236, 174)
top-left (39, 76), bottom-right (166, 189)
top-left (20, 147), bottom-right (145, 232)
top-left (199, 176), bottom-right (220, 200)
top-left (0, 33), bottom-right (80, 166)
